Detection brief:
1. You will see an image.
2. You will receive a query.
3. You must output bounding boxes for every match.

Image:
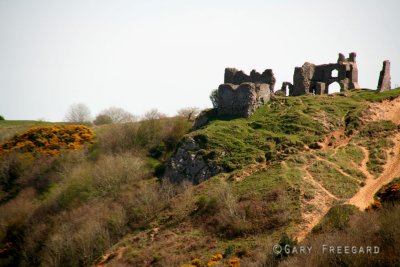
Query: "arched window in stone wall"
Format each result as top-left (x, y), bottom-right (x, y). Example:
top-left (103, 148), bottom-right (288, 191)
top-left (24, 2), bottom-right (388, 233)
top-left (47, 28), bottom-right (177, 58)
top-left (331, 69), bottom-right (338, 78)
top-left (328, 82), bottom-right (341, 94)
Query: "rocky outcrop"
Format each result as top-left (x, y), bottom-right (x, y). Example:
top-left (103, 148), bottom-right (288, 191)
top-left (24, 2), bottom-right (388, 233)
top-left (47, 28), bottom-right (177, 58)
top-left (164, 137), bottom-right (223, 184)
top-left (217, 83), bottom-right (271, 118)
top-left (377, 60), bottom-right (391, 91)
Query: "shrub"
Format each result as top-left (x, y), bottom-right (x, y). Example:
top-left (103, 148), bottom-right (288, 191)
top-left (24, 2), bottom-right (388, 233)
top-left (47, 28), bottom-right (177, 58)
top-left (210, 89), bottom-right (219, 109)
top-left (40, 203), bottom-right (126, 267)
top-left (94, 114), bottom-right (113, 125)
top-left (180, 254), bottom-right (240, 267)
top-left (97, 116), bottom-right (191, 157)
top-left (277, 233), bottom-right (297, 258)
top-left (96, 107), bottom-right (137, 124)
top-left (0, 125), bottom-right (94, 156)
top-left (0, 115), bottom-right (4, 120)
top-left (52, 153), bottom-right (147, 209)
top-left (0, 152), bottom-right (58, 202)
top-left (375, 178), bottom-right (400, 205)
top-left (312, 205), bottom-right (359, 233)
top-left (92, 153), bottom-right (147, 197)
top-left (193, 195), bottom-right (219, 216)
top-left (177, 107), bottom-right (200, 121)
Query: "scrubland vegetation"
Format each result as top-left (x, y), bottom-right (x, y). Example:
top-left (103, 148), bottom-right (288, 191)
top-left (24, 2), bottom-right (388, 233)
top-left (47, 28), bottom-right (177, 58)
top-left (280, 181), bottom-right (400, 267)
top-left (1, 89), bottom-right (400, 266)
top-left (0, 113), bottom-right (192, 266)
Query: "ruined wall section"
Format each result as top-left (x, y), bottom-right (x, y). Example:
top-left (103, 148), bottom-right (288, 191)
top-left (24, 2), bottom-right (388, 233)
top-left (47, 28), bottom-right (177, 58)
top-left (224, 68), bottom-right (276, 91)
top-left (217, 83), bottom-right (271, 118)
top-left (377, 60), bottom-right (391, 91)
top-left (292, 52), bottom-right (360, 96)
top-left (293, 62), bottom-right (316, 96)
top-left (214, 68), bottom-right (275, 118)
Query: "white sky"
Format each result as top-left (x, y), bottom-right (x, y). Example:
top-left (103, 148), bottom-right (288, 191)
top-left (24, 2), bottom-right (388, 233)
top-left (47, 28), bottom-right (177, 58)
top-left (1, 0), bottom-right (399, 121)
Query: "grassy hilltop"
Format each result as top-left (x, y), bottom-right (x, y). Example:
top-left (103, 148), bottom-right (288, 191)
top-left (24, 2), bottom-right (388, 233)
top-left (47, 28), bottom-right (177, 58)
top-left (1, 89), bottom-right (400, 266)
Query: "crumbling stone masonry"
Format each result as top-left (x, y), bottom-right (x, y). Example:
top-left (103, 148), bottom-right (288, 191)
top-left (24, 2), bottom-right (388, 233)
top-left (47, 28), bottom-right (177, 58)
top-left (217, 83), bottom-right (271, 118)
top-left (377, 60), bottom-right (391, 91)
top-left (224, 68), bottom-right (276, 91)
top-left (216, 68), bottom-right (274, 118)
top-left (276, 82), bottom-right (293, 96)
top-left (292, 53), bottom-right (360, 96)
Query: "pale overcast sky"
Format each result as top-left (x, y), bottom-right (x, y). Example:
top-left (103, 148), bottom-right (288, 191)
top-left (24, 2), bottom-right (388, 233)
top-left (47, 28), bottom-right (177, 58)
top-left (0, 0), bottom-right (399, 121)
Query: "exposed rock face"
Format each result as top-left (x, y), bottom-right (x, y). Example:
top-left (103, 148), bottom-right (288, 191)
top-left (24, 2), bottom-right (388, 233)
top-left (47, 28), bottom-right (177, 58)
top-left (292, 52), bottom-right (360, 96)
top-left (166, 66), bottom-right (275, 183)
top-left (217, 83), bottom-right (271, 118)
top-left (377, 60), bottom-right (391, 91)
top-left (224, 68), bottom-right (276, 91)
top-left (164, 137), bottom-right (223, 184)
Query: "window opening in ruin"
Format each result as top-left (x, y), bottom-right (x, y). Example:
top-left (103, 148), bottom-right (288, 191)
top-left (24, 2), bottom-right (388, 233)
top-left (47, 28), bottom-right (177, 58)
top-left (331, 69), bottom-right (338, 78)
top-left (328, 82), bottom-right (341, 94)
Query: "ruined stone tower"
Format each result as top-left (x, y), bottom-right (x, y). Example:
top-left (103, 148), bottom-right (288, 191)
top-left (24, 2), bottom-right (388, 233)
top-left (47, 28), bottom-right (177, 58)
top-left (216, 68), bottom-right (275, 118)
top-left (377, 60), bottom-right (391, 91)
top-left (292, 52), bottom-right (360, 96)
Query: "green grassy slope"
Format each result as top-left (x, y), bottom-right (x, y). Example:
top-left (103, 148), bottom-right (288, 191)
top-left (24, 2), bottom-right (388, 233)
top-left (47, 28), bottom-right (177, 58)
top-left (98, 89), bottom-right (400, 266)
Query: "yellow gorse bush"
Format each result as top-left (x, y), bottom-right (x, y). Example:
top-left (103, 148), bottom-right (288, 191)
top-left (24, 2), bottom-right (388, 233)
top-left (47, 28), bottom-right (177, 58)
top-left (181, 254), bottom-right (240, 267)
top-left (0, 125), bottom-right (94, 156)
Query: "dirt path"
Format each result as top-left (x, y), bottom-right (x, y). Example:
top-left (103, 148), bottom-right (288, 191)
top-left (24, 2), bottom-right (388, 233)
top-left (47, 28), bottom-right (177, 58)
top-left (318, 128), bottom-right (350, 153)
top-left (303, 168), bottom-right (339, 200)
top-left (347, 133), bottom-right (400, 210)
top-left (357, 146), bottom-right (374, 180)
top-left (297, 96), bottom-right (400, 240)
top-left (346, 96), bottom-right (400, 210)
top-left (296, 168), bottom-right (338, 241)
top-left (233, 162), bottom-right (267, 182)
top-left (314, 155), bottom-right (362, 183)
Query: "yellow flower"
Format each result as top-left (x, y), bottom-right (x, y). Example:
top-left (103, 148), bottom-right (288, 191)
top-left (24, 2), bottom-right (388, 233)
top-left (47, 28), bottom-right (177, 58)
top-left (211, 254), bottom-right (223, 261)
top-left (191, 258), bottom-right (202, 267)
top-left (207, 260), bottom-right (220, 267)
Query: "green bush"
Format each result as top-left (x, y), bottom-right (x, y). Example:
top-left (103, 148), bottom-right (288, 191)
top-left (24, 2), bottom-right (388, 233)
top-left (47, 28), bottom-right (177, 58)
top-left (210, 89), bottom-right (219, 108)
top-left (96, 116), bottom-right (191, 156)
top-left (0, 115), bottom-right (4, 120)
top-left (94, 114), bottom-right (113, 125)
top-left (312, 204), bottom-right (359, 233)
top-left (193, 195), bottom-right (219, 216)
top-left (277, 233), bottom-right (298, 258)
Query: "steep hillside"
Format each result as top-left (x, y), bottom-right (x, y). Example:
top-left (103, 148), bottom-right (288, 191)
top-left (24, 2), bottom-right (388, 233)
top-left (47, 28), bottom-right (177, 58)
top-left (96, 88), bottom-right (400, 266)
top-left (2, 89), bottom-right (400, 267)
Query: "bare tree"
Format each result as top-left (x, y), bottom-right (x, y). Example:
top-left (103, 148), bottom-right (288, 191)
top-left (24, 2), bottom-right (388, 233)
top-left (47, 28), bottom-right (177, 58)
top-left (143, 109), bottom-right (166, 120)
top-left (64, 103), bottom-right (92, 123)
top-left (177, 107), bottom-right (200, 121)
top-left (210, 89), bottom-right (218, 108)
top-left (98, 107), bottom-right (137, 123)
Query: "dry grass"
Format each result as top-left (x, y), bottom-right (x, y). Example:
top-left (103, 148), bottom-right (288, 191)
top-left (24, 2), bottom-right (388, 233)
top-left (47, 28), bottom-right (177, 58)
top-left (279, 204), bottom-right (400, 267)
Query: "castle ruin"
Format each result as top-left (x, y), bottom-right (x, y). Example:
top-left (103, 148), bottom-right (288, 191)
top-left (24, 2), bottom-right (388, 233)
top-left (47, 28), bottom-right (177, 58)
top-left (377, 60), bottom-right (391, 91)
top-left (209, 52), bottom-right (394, 119)
top-left (292, 53), bottom-right (360, 96)
top-left (216, 68), bottom-right (275, 118)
